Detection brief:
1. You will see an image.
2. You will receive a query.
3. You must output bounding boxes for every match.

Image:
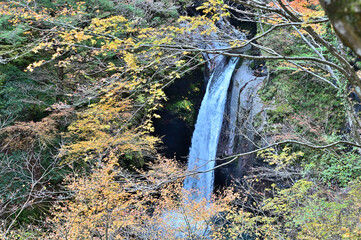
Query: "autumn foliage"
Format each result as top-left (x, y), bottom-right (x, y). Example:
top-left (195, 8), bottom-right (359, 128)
top-left (43, 154), bottom-right (237, 239)
top-left (1, 0), bottom-right (361, 239)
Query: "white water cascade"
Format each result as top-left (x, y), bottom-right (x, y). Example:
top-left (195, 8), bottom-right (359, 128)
top-left (183, 56), bottom-right (238, 201)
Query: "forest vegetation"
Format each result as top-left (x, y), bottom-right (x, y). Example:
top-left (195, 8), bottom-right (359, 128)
top-left (0, 0), bottom-right (361, 239)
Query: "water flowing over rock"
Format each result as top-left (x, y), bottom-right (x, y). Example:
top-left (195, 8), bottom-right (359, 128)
top-left (182, 2), bottom-right (267, 206)
top-left (183, 56), bottom-right (238, 201)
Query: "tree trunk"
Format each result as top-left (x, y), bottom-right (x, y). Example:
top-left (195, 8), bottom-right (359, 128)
top-left (319, 0), bottom-right (361, 57)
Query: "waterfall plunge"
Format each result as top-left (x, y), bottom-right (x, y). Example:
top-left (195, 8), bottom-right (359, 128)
top-left (158, 57), bottom-right (240, 239)
top-left (183, 56), bottom-right (238, 201)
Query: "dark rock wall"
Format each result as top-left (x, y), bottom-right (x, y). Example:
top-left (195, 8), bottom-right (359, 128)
top-left (152, 68), bottom-right (205, 163)
top-left (215, 60), bottom-right (267, 188)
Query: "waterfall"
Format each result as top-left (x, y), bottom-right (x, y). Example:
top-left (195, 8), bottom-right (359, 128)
top-left (160, 56), bottom-right (264, 238)
top-left (183, 56), bottom-right (238, 201)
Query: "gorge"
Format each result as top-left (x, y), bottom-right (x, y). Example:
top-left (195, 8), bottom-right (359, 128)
top-left (3, 0), bottom-right (361, 238)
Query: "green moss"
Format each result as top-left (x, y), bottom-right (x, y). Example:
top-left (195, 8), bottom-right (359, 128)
top-left (260, 69), bottom-right (345, 133)
top-left (168, 99), bottom-right (195, 125)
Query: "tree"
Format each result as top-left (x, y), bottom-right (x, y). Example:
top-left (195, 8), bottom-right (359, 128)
top-left (2, 0), bottom-right (361, 238)
top-left (0, 0), bottom-right (208, 236)
top-left (214, 0), bottom-right (361, 145)
top-left (319, 0), bottom-right (361, 58)
top-left (0, 109), bottom-right (72, 237)
top-left (42, 154), bottom-right (237, 240)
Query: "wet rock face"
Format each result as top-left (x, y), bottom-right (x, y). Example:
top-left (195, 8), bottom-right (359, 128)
top-left (185, 0), bottom-right (203, 16)
top-left (153, 111), bottom-right (193, 162)
top-left (215, 60), bottom-right (266, 188)
top-left (152, 68), bottom-right (205, 163)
